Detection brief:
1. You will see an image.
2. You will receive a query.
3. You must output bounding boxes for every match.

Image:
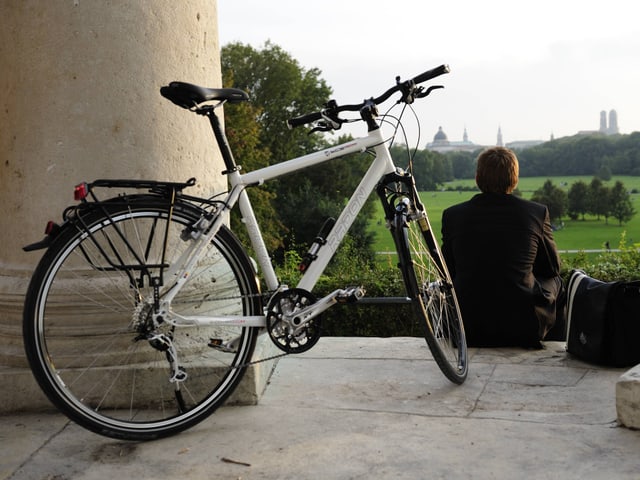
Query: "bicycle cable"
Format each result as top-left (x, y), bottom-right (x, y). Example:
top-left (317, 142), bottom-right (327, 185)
top-left (377, 100), bottom-right (423, 175)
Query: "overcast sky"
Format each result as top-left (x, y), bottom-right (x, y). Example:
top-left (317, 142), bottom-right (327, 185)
top-left (218, 0), bottom-right (640, 147)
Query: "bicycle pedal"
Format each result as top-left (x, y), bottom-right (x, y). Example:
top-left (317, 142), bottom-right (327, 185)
top-left (208, 338), bottom-right (236, 353)
top-left (336, 286), bottom-right (366, 303)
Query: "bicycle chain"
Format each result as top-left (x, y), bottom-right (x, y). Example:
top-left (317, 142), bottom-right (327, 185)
top-left (232, 351), bottom-right (290, 369)
top-left (188, 289), bottom-right (319, 368)
top-left (208, 289), bottom-right (293, 369)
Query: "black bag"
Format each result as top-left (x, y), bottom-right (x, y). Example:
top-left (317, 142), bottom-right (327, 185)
top-left (566, 269), bottom-right (640, 367)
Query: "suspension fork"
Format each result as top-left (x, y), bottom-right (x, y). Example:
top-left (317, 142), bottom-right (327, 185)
top-left (375, 169), bottom-right (419, 227)
top-left (376, 170), bottom-right (448, 277)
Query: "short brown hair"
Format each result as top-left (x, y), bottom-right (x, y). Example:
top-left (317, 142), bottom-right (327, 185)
top-left (475, 147), bottom-right (519, 194)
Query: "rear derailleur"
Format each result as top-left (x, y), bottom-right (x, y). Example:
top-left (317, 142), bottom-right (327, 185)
top-left (131, 301), bottom-right (187, 384)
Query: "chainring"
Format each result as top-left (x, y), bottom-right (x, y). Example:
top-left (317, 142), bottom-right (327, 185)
top-left (266, 288), bottom-right (321, 354)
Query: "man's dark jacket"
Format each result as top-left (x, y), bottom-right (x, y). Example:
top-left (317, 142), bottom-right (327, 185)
top-left (441, 193), bottom-right (562, 348)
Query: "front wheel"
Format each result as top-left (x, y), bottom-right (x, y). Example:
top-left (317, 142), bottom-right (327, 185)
top-left (23, 199), bottom-right (261, 440)
top-left (395, 208), bottom-right (468, 384)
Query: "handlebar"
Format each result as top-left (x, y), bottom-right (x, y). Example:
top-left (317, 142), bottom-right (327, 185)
top-left (412, 64), bottom-right (450, 84)
top-left (287, 64), bottom-right (450, 130)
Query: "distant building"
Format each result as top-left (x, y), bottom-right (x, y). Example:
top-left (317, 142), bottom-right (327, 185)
top-left (426, 126), bottom-right (481, 153)
top-left (578, 109), bottom-right (619, 136)
top-left (429, 109), bottom-right (621, 154)
top-left (607, 110), bottom-right (619, 135)
top-left (505, 139), bottom-right (545, 150)
top-left (426, 125), bottom-right (543, 153)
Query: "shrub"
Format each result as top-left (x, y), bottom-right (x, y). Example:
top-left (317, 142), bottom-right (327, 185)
top-left (562, 231), bottom-right (640, 282)
top-left (275, 238), bottom-right (422, 337)
top-left (271, 232), bottom-right (640, 338)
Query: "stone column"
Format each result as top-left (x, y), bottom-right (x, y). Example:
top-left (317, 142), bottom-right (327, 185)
top-left (0, 1), bottom-right (232, 409)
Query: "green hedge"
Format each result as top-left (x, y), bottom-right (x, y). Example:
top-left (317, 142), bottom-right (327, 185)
top-left (562, 231), bottom-right (640, 282)
top-left (272, 233), bottom-right (640, 337)
top-left (275, 238), bottom-right (424, 337)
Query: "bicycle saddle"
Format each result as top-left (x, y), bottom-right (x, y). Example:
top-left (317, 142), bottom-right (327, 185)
top-left (160, 82), bottom-right (249, 109)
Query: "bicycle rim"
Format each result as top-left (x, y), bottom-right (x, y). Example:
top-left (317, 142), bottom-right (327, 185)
top-left (399, 212), bottom-right (468, 384)
top-left (23, 201), bottom-right (260, 440)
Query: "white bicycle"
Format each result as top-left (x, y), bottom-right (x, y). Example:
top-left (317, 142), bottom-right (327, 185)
top-left (23, 64), bottom-right (467, 440)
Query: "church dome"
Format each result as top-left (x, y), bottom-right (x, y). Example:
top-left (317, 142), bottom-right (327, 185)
top-left (434, 126), bottom-right (448, 141)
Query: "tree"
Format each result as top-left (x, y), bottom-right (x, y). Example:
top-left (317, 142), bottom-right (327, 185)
top-left (392, 146), bottom-right (454, 190)
top-left (447, 150), bottom-right (477, 179)
top-left (587, 177), bottom-right (610, 222)
top-left (517, 133), bottom-right (640, 177)
top-left (609, 180), bottom-right (636, 225)
top-left (567, 180), bottom-right (589, 220)
top-left (596, 163), bottom-right (612, 181)
top-left (221, 41), bottom-right (331, 162)
top-left (531, 179), bottom-right (567, 222)
top-left (221, 42), bottom-right (376, 260)
top-left (221, 73), bottom-right (286, 252)
top-left (275, 138), bottom-right (376, 260)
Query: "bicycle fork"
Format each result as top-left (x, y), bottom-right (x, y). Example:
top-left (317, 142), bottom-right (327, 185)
top-left (376, 169), bottom-right (448, 295)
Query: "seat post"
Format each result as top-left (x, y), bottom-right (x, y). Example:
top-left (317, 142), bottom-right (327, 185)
top-left (206, 110), bottom-right (239, 174)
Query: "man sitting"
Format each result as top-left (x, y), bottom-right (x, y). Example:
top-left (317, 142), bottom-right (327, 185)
top-left (441, 147), bottom-right (564, 348)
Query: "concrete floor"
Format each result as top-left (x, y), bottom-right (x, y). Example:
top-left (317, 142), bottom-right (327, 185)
top-left (2, 338), bottom-right (639, 480)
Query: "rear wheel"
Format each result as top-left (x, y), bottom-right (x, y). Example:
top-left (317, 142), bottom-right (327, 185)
top-left (23, 199), bottom-right (260, 440)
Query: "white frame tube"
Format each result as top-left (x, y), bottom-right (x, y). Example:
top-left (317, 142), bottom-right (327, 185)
top-left (167, 127), bottom-right (396, 325)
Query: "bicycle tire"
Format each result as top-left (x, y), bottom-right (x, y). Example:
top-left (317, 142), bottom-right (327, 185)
top-left (23, 197), bottom-right (261, 440)
top-left (394, 206), bottom-right (468, 384)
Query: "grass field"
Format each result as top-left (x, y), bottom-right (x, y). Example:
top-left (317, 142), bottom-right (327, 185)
top-left (368, 175), bottom-right (640, 254)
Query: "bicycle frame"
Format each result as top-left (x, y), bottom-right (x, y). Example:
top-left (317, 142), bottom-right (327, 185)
top-left (165, 124), bottom-right (398, 328)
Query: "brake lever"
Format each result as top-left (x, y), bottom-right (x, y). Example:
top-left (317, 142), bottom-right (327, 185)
top-left (308, 103), bottom-right (345, 133)
top-left (415, 85), bottom-right (445, 99)
top-left (321, 112), bottom-right (342, 130)
top-left (395, 77), bottom-right (417, 105)
top-left (309, 122), bottom-right (335, 134)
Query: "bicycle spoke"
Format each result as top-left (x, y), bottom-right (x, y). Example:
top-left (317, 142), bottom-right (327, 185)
top-left (24, 203), bottom-right (260, 440)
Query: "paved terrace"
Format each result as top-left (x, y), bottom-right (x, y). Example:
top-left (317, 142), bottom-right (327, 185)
top-left (2, 338), bottom-right (639, 480)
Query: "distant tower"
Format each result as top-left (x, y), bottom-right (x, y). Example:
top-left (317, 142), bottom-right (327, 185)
top-left (463, 127), bottom-right (469, 143)
top-left (608, 110), bottom-right (619, 135)
top-left (550, 132), bottom-right (554, 141)
top-left (599, 110), bottom-right (607, 133)
top-left (497, 126), bottom-right (503, 147)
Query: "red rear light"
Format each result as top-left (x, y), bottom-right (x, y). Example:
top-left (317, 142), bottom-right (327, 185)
top-left (74, 182), bottom-right (89, 201)
top-left (45, 221), bottom-right (56, 235)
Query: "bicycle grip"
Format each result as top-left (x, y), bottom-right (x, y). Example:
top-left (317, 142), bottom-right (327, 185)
top-left (287, 111), bottom-right (323, 129)
top-left (412, 64), bottom-right (450, 84)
